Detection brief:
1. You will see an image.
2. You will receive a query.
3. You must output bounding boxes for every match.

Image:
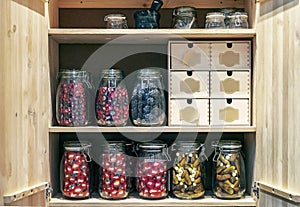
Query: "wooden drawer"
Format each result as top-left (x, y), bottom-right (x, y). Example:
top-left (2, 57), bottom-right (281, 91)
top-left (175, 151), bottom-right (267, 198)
top-left (211, 41), bottom-right (251, 70)
top-left (169, 41), bottom-right (210, 70)
top-left (210, 71), bottom-right (250, 98)
top-left (169, 99), bottom-right (209, 126)
top-left (170, 71), bottom-right (209, 98)
top-left (210, 99), bottom-right (250, 126)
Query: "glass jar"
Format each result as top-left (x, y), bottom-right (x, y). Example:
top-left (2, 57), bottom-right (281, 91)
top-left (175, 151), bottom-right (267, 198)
top-left (95, 69), bottom-right (129, 126)
top-left (131, 68), bottom-right (166, 126)
top-left (220, 8), bottom-right (236, 28)
top-left (228, 12), bottom-right (249, 29)
top-left (172, 6), bottom-right (199, 29)
top-left (205, 12), bottom-right (225, 29)
top-left (61, 141), bottom-right (91, 199)
top-left (137, 142), bottom-right (170, 199)
top-left (99, 141), bottom-right (129, 199)
top-left (56, 70), bottom-right (91, 126)
top-left (104, 14), bottom-right (128, 29)
top-left (172, 141), bottom-right (206, 199)
top-left (212, 140), bottom-right (246, 199)
top-left (134, 10), bottom-right (160, 29)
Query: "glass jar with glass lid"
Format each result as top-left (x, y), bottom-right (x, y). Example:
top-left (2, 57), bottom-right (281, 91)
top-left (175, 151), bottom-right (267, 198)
top-left (172, 6), bottom-right (199, 29)
top-left (104, 14), bottom-right (128, 29)
top-left (228, 12), bottom-right (249, 29)
top-left (205, 12), bottom-right (225, 29)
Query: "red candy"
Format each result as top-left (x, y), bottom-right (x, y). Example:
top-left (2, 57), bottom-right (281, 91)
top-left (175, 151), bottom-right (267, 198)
top-left (63, 151), bottom-right (89, 198)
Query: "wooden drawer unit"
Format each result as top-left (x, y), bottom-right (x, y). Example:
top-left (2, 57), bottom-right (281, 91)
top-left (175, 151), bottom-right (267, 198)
top-left (169, 41), bottom-right (210, 70)
top-left (169, 99), bottom-right (209, 126)
top-left (170, 71), bottom-right (209, 98)
top-left (210, 99), bottom-right (250, 126)
top-left (211, 41), bottom-right (251, 70)
top-left (210, 70), bottom-right (251, 98)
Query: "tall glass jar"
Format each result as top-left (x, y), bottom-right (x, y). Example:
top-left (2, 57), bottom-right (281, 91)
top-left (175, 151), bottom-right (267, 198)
top-left (137, 142), bottom-right (170, 199)
top-left (228, 12), bottom-right (249, 29)
top-left (56, 70), bottom-right (91, 126)
top-left (172, 141), bottom-right (206, 199)
top-left (134, 10), bottom-right (160, 29)
top-left (104, 14), bottom-right (128, 29)
top-left (99, 141), bottom-right (129, 199)
top-left (205, 12), bottom-right (225, 29)
top-left (172, 6), bottom-right (199, 29)
top-left (212, 140), bottom-right (246, 199)
top-left (131, 68), bottom-right (166, 126)
top-left (61, 141), bottom-right (91, 199)
top-left (95, 69), bottom-right (129, 126)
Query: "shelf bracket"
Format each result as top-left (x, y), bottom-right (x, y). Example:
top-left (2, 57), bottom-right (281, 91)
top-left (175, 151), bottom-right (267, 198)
top-left (3, 182), bottom-right (50, 204)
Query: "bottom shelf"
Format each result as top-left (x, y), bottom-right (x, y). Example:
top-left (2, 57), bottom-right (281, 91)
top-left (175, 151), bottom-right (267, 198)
top-left (50, 194), bottom-right (256, 207)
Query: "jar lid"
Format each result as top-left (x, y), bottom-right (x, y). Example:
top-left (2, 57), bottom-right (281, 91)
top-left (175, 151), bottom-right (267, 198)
top-left (137, 68), bottom-right (162, 78)
top-left (100, 68), bottom-right (124, 78)
top-left (138, 140), bottom-right (167, 150)
top-left (220, 8), bottom-right (237, 14)
top-left (64, 141), bottom-right (92, 151)
top-left (59, 69), bottom-right (86, 77)
top-left (229, 12), bottom-right (248, 18)
top-left (173, 6), bottom-right (197, 17)
top-left (104, 14), bottom-right (127, 21)
top-left (212, 140), bottom-right (242, 150)
top-left (206, 12), bottom-right (225, 18)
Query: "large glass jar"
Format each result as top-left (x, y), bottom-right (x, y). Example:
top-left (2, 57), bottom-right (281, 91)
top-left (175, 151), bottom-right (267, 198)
top-left (228, 12), bottom-right (249, 29)
top-left (212, 140), bottom-right (246, 199)
top-left (104, 14), bottom-right (128, 29)
top-left (205, 12), bottom-right (225, 29)
top-left (95, 69), bottom-right (129, 126)
top-left (61, 141), bottom-right (91, 199)
top-left (131, 68), bottom-right (166, 126)
top-left (134, 10), bottom-right (160, 29)
top-left (172, 6), bottom-right (199, 29)
top-left (99, 141), bottom-right (129, 199)
top-left (56, 70), bottom-right (91, 126)
top-left (172, 141), bottom-right (206, 199)
top-left (137, 142), bottom-right (169, 199)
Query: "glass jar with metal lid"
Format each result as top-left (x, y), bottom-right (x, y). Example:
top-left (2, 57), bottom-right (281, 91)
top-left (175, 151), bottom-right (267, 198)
top-left (172, 6), bottom-right (199, 29)
top-left (212, 140), bottom-right (246, 199)
top-left (205, 12), bottom-right (225, 29)
top-left (172, 141), bottom-right (206, 199)
top-left (228, 12), bottom-right (249, 29)
top-left (60, 141), bottom-right (92, 199)
top-left (136, 141), bottom-right (170, 199)
top-left (104, 14), bottom-right (128, 29)
top-left (95, 69), bottom-right (129, 126)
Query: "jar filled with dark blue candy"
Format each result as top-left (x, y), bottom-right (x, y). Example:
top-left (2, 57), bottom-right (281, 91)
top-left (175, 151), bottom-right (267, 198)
top-left (95, 69), bottom-right (129, 126)
top-left (131, 68), bottom-right (166, 126)
top-left (56, 70), bottom-right (91, 126)
top-left (134, 10), bottom-right (160, 29)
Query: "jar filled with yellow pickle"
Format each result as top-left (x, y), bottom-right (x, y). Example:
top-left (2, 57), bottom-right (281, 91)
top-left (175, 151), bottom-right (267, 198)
top-left (212, 140), bottom-right (246, 199)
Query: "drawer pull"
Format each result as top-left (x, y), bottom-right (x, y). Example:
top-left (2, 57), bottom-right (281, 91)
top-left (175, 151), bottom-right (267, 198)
top-left (220, 78), bottom-right (240, 94)
top-left (219, 106), bottom-right (239, 122)
top-left (180, 78), bottom-right (200, 93)
top-left (180, 106), bottom-right (199, 123)
top-left (219, 51), bottom-right (240, 67)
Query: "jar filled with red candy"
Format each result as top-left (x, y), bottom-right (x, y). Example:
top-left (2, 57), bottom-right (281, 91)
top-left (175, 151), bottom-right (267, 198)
top-left (61, 141), bottom-right (92, 199)
top-left (99, 141), bottom-right (129, 199)
top-left (56, 69), bottom-right (91, 126)
top-left (137, 141), bottom-right (170, 199)
top-left (95, 69), bottom-right (129, 126)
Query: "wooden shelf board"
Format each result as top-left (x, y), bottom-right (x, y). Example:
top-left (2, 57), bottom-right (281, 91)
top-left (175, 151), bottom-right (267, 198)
top-left (49, 29), bottom-right (256, 44)
top-left (49, 126), bottom-right (256, 133)
top-left (50, 196), bottom-right (256, 207)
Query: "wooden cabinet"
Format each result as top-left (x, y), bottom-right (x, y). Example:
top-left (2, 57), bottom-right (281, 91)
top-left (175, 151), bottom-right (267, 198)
top-left (1, 0), bottom-right (300, 206)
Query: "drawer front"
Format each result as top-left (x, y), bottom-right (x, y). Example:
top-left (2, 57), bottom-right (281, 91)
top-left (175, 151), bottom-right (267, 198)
top-left (170, 42), bottom-right (210, 70)
top-left (210, 99), bottom-right (250, 126)
top-left (210, 71), bottom-right (250, 98)
top-left (170, 99), bottom-right (209, 126)
top-left (170, 71), bottom-right (209, 98)
top-left (211, 42), bottom-right (250, 70)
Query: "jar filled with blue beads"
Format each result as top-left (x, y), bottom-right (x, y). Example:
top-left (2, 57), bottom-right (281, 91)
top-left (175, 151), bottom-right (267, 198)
top-left (131, 68), bottom-right (166, 126)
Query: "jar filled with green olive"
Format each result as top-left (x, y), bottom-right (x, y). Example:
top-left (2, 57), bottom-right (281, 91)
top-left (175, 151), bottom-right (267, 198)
top-left (212, 140), bottom-right (246, 199)
top-left (172, 141), bottom-right (206, 199)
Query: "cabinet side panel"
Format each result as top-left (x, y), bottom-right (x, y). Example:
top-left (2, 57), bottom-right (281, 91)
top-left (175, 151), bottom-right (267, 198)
top-left (0, 0), bottom-right (50, 205)
top-left (256, 0), bottom-right (300, 195)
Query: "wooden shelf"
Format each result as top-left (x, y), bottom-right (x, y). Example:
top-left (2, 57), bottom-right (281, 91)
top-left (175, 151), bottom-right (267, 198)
top-left (49, 29), bottom-right (256, 44)
top-left (50, 195), bottom-right (256, 207)
top-left (49, 126), bottom-right (256, 133)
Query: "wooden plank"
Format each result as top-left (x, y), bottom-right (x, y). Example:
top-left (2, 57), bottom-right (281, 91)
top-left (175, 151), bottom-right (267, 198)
top-left (57, 0), bottom-right (245, 9)
top-left (48, 0), bottom-right (59, 28)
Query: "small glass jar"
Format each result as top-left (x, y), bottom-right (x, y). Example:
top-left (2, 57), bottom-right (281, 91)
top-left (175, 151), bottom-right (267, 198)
top-left (228, 12), bottom-right (249, 29)
top-left (172, 6), bottom-right (199, 29)
top-left (56, 70), bottom-right (91, 126)
top-left (137, 142), bottom-right (170, 199)
top-left (99, 141), bottom-right (129, 199)
top-left (131, 68), bottom-right (166, 126)
top-left (220, 8), bottom-right (237, 28)
top-left (205, 12), bottom-right (225, 29)
top-left (104, 14), bottom-right (128, 29)
top-left (172, 141), bottom-right (206, 199)
top-left (212, 140), bottom-right (246, 199)
top-left (134, 10), bottom-right (160, 29)
top-left (95, 69), bottom-right (129, 126)
top-left (61, 141), bottom-right (91, 199)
